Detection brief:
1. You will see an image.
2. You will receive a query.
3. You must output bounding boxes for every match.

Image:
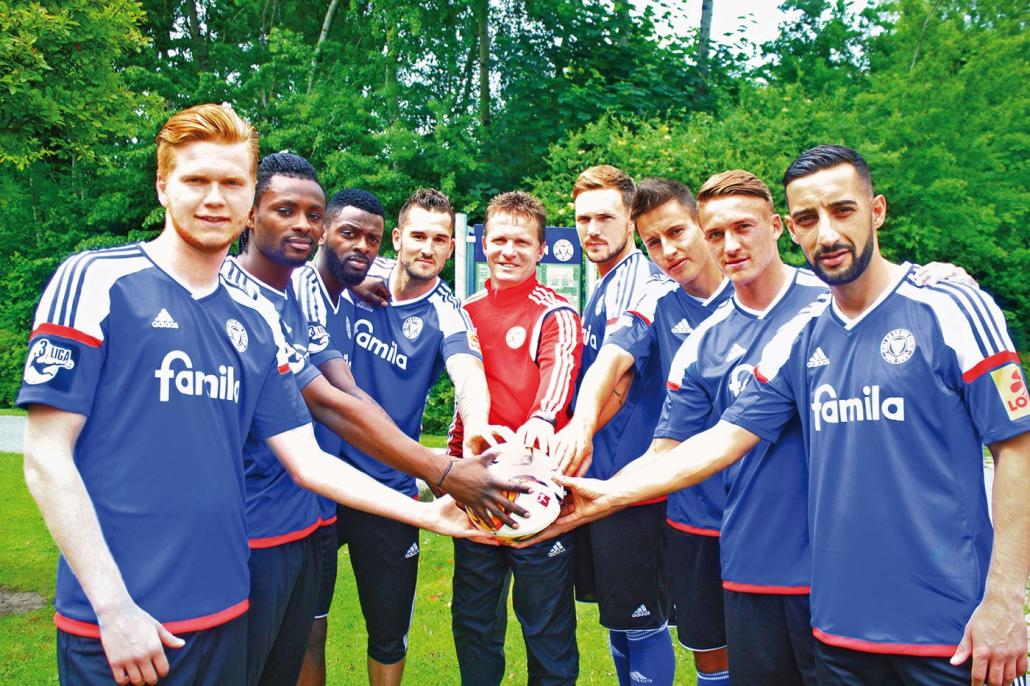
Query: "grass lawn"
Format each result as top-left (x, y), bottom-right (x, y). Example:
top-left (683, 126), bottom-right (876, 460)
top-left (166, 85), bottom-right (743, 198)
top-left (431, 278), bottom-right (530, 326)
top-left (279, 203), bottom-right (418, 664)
top-left (0, 446), bottom-right (698, 684)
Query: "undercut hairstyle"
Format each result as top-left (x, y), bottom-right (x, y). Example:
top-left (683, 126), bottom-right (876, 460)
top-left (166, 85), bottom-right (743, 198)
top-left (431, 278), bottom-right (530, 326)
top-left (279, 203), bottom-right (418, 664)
top-left (398, 188), bottom-right (454, 230)
top-left (484, 191), bottom-right (547, 243)
top-left (572, 165), bottom-right (635, 212)
top-left (156, 103), bottom-right (259, 179)
top-left (326, 188), bottom-right (385, 224)
top-left (239, 151), bottom-right (321, 253)
top-left (630, 178), bottom-right (697, 221)
top-left (782, 145), bottom-right (873, 193)
top-left (697, 170), bottom-right (775, 212)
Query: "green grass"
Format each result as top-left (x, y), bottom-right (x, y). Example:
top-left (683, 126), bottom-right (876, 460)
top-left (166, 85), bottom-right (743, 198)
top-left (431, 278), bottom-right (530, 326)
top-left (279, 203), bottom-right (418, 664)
top-left (0, 451), bottom-right (697, 683)
top-left (0, 408), bottom-right (26, 417)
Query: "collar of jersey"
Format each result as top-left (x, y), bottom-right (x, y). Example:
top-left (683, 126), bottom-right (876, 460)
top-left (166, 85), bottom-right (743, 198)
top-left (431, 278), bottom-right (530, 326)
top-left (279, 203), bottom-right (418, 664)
top-left (829, 261), bottom-right (913, 330)
top-left (731, 266), bottom-right (798, 320)
top-left (695, 276), bottom-right (733, 308)
top-left (597, 248), bottom-right (643, 285)
top-left (308, 265), bottom-right (340, 314)
top-left (386, 266), bottom-right (441, 307)
top-left (226, 256), bottom-right (288, 300)
top-left (140, 241), bottom-right (222, 301)
top-left (486, 274), bottom-right (540, 302)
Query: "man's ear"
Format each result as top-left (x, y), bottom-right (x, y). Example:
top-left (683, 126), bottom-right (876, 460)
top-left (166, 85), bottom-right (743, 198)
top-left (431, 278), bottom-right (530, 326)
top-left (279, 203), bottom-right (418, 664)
top-left (871, 194), bottom-right (887, 231)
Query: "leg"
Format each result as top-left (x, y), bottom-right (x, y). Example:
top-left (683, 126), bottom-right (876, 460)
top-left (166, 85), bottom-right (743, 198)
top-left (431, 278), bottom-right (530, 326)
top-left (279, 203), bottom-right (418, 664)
top-left (893, 653), bottom-right (973, 686)
top-left (247, 543), bottom-right (305, 686)
top-left (782, 594), bottom-right (817, 686)
top-left (815, 641), bottom-right (903, 686)
top-left (608, 630), bottom-right (631, 686)
top-left (625, 625), bottom-right (675, 686)
top-left (510, 533), bottom-right (579, 686)
top-left (342, 505), bottom-right (420, 686)
top-left (723, 589), bottom-right (805, 686)
top-left (451, 537), bottom-right (512, 686)
top-left (257, 535), bottom-right (320, 686)
top-left (297, 524), bottom-right (338, 686)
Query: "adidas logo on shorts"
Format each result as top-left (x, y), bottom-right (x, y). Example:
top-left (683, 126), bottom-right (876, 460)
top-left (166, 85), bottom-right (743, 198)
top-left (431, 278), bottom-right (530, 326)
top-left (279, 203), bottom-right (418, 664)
top-left (630, 671), bottom-right (653, 683)
top-left (548, 541), bottom-right (566, 558)
top-left (807, 347), bottom-right (830, 368)
top-left (151, 308), bottom-right (179, 329)
top-left (631, 604), bottom-right (650, 618)
top-left (404, 543), bottom-right (419, 559)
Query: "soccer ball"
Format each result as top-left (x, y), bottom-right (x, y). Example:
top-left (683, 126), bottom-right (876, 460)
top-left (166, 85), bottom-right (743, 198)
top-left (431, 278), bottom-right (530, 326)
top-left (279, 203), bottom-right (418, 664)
top-left (466, 442), bottom-right (565, 541)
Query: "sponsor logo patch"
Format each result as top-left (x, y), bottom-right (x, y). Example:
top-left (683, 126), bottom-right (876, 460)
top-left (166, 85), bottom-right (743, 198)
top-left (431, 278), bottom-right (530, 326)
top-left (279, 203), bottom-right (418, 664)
top-left (810, 383), bottom-right (904, 431)
top-left (991, 363), bottom-right (1030, 421)
top-left (151, 308), bottom-right (178, 329)
top-left (153, 350), bottom-right (240, 403)
top-left (354, 320), bottom-right (408, 370)
top-left (23, 338), bottom-right (77, 387)
top-left (467, 329), bottom-right (482, 355)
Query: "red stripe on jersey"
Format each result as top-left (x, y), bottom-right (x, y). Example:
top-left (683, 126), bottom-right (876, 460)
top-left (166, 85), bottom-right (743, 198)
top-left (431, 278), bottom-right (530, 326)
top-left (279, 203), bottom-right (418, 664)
top-left (319, 515), bottom-right (338, 527)
top-left (812, 627), bottom-right (956, 657)
top-left (962, 350), bottom-right (1020, 383)
top-left (754, 368), bottom-right (770, 384)
top-left (55, 599), bottom-right (249, 638)
top-left (666, 517), bottom-right (720, 536)
top-left (626, 310), bottom-right (652, 326)
top-left (31, 323), bottom-right (101, 348)
top-left (629, 495), bottom-right (667, 507)
top-left (605, 318), bottom-right (621, 325)
top-left (722, 580), bottom-right (810, 595)
top-left (249, 518), bottom-right (321, 549)
top-left (666, 382), bottom-right (680, 391)
top-left (277, 363), bottom-right (291, 375)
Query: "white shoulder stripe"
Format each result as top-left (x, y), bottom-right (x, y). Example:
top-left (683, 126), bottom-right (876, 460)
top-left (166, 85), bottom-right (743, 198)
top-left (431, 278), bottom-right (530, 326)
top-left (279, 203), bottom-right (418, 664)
top-left (754, 295), bottom-right (830, 383)
top-left (431, 290), bottom-right (474, 337)
top-left (667, 300), bottom-right (734, 387)
top-left (925, 280), bottom-right (1012, 352)
top-left (537, 308), bottom-right (579, 417)
top-left (222, 279), bottom-right (294, 372)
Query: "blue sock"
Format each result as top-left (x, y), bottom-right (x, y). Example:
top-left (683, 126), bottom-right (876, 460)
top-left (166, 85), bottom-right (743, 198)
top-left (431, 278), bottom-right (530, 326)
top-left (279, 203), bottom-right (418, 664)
top-left (625, 624), bottom-right (675, 686)
top-left (696, 668), bottom-right (730, 685)
top-left (608, 630), bottom-right (631, 685)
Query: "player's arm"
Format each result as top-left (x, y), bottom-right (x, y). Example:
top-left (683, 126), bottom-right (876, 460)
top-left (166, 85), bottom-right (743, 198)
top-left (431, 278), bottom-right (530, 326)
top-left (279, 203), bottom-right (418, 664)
top-left (552, 343), bottom-right (635, 475)
top-left (951, 430), bottom-right (1030, 685)
top-left (23, 405), bottom-right (184, 686)
top-left (517, 308), bottom-right (583, 455)
top-left (446, 352), bottom-right (509, 455)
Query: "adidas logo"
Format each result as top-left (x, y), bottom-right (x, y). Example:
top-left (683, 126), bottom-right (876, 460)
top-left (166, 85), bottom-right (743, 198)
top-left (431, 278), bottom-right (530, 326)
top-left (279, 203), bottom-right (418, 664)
top-left (548, 541), bottom-right (566, 558)
top-left (151, 308), bottom-right (178, 329)
top-left (725, 342), bottom-right (747, 362)
top-left (671, 319), bottom-right (692, 335)
top-left (404, 543), bottom-right (419, 559)
top-left (631, 604), bottom-right (650, 618)
top-left (807, 347), bottom-right (830, 368)
top-left (630, 671), bottom-right (653, 683)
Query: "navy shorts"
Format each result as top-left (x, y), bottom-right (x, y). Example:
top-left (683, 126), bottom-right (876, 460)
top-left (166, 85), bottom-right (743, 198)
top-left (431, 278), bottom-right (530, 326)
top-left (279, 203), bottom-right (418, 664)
top-left (313, 523), bottom-right (338, 619)
top-left (247, 535), bottom-right (320, 686)
top-left (723, 589), bottom-right (815, 685)
top-left (663, 523), bottom-right (726, 651)
top-left (574, 501), bottom-right (670, 631)
top-left (815, 639), bottom-right (973, 685)
top-left (57, 614), bottom-right (246, 686)
top-left (337, 504), bottom-right (419, 664)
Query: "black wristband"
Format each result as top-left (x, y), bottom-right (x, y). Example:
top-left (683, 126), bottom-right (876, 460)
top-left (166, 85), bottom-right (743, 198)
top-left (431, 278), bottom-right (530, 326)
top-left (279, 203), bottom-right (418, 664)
top-left (436, 459), bottom-right (455, 488)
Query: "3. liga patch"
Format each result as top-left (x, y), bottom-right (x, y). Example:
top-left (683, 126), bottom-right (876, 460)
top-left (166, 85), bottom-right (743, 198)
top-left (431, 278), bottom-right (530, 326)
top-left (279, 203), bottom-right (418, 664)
top-left (23, 338), bottom-right (77, 388)
top-left (991, 363), bottom-right (1030, 421)
top-left (880, 328), bottom-right (915, 364)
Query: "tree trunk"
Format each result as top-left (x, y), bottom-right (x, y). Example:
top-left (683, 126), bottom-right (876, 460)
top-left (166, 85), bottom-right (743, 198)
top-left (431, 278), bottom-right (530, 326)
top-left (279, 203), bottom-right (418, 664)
top-left (308, 0), bottom-right (341, 94)
top-left (477, 0), bottom-right (490, 127)
top-left (185, 0), bottom-right (207, 69)
top-left (698, 0), bottom-right (714, 75)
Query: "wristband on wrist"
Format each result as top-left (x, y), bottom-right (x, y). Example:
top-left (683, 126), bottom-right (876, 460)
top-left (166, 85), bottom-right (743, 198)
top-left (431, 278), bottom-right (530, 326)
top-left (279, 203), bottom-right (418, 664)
top-left (437, 459), bottom-right (455, 488)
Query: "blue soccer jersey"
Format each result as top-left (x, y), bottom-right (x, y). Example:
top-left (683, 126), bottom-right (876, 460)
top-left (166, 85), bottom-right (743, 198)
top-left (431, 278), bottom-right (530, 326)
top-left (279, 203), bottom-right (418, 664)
top-left (18, 243), bottom-right (309, 636)
top-left (291, 262), bottom-right (353, 523)
top-left (578, 250), bottom-right (666, 481)
top-left (658, 267), bottom-right (826, 591)
top-left (221, 257), bottom-right (325, 547)
top-left (346, 268), bottom-right (481, 495)
top-left (607, 274), bottom-right (732, 522)
top-left (723, 264), bottom-right (1030, 654)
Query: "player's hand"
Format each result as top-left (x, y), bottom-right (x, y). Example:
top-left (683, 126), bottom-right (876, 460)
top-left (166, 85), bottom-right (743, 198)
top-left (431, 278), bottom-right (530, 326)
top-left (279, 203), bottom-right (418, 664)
top-left (551, 473), bottom-right (618, 528)
top-left (949, 587), bottom-right (1028, 686)
top-left (913, 261), bottom-right (978, 287)
top-left (461, 422), bottom-right (517, 459)
top-left (421, 494), bottom-right (507, 540)
top-left (516, 417), bottom-right (556, 455)
top-left (349, 275), bottom-right (391, 308)
top-left (445, 446), bottom-right (531, 528)
top-left (551, 421), bottom-right (593, 477)
top-left (97, 599), bottom-right (184, 685)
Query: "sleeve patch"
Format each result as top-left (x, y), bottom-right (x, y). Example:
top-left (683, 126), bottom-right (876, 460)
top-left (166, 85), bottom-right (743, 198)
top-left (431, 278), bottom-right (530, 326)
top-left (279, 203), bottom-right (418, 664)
top-left (466, 330), bottom-right (482, 355)
top-left (990, 363), bottom-right (1030, 421)
top-left (23, 338), bottom-right (79, 389)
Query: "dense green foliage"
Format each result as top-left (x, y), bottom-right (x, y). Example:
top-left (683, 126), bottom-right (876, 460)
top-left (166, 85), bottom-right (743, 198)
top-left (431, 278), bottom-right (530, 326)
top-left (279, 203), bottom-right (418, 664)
top-left (0, 0), bottom-right (1026, 403)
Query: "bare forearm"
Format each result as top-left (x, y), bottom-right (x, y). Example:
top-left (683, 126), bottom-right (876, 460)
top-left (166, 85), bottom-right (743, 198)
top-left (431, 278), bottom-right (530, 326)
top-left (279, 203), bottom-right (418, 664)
top-left (449, 355), bottom-right (491, 428)
top-left (573, 346), bottom-right (633, 433)
top-left (985, 433), bottom-right (1030, 597)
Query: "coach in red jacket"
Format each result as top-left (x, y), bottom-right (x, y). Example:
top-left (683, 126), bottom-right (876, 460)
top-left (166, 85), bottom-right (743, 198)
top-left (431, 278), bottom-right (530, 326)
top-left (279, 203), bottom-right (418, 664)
top-left (448, 191), bottom-right (584, 685)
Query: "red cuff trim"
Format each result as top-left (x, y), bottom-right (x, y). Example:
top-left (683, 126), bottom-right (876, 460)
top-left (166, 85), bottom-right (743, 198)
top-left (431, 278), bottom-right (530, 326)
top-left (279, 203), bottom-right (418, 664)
top-left (277, 363), bottom-right (291, 375)
top-left (55, 599), bottom-right (249, 638)
top-left (626, 311), bottom-right (652, 326)
top-left (754, 368), bottom-right (769, 384)
top-left (962, 350), bottom-right (1020, 384)
top-left (626, 495), bottom-right (666, 507)
top-left (812, 627), bottom-right (956, 657)
top-left (605, 318), bottom-right (621, 325)
top-left (249, 519), bottom-right (321, 549)
top-left (723, 581), bottom-right (810, 595)
top-left (666, 382), bottom-right (681, 391)
top-left (665, 518), bottom-right (720, 537)
top-left (319, 515), bottom-right (338, 527)
top-left (31, 324), bottom-right (102, 348)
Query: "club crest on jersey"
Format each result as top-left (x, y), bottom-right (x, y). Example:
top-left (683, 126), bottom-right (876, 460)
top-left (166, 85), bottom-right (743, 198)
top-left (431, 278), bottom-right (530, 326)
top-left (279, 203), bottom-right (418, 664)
top-left (225, 319), bottom-right (248, 353)
top-left (810, 383), bottom-right (904, 431)
top-left (154, 350), bottom-right (240, 403)
top-left (505, 326), bottom-right (527, 349)
top-left (552, 239), bottom-right (575, 262)
top-left (880, 328), bottom-right (915, 364)
top-left (402, 316), bottom-right (424, 341)
top-left (23, 339), bottom-right (76, 386)
top-left (307, 324), bottom-right (330, 353)
top-left (354, 320), bottom-right (407, 370)
top-left (728, 364), bottom-right (755, 397)
top-left (990, 363), bottom-right (1030, 421)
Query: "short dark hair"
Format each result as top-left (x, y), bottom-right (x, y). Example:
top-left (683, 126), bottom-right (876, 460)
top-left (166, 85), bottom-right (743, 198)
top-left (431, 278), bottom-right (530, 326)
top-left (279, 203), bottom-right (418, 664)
top-left (484, 191), bottom-right (547, 244)
top-left (630, 178), bottom-right (697, 221)
top-left (697, 170), bottom-right (774, 211)
top-left (782, 145), bottom-right (872, 193)
top-left (239, 151), bottom-right (322, 253)
top-left (572, 165), bottom-right (635, 212)
top-left (326, 188), bottom-right (385, 224)
top-left (398, 188), bottom-right (454, 230)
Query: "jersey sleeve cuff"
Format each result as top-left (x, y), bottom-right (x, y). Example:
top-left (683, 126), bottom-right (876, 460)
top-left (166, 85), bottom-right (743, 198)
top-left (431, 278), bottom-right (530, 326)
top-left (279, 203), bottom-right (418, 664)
top-left (721, 411), bottom-right (781, 444)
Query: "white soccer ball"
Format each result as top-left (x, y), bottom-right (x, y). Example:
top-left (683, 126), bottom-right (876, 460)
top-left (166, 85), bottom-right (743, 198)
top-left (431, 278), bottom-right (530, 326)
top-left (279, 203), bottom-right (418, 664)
top-left (466, 442), bottom-right (565, 541)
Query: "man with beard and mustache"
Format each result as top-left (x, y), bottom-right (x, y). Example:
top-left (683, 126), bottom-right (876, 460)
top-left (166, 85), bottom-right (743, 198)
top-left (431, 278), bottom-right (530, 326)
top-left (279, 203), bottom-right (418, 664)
top-left (224, 163), bottom-right (525, 686)
top-left (554, 145), bottom-right (1030, 686)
